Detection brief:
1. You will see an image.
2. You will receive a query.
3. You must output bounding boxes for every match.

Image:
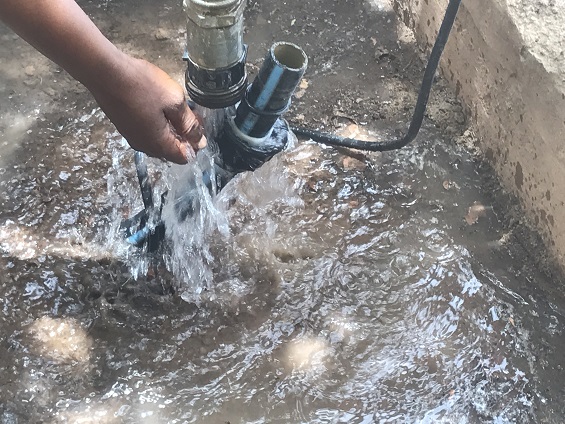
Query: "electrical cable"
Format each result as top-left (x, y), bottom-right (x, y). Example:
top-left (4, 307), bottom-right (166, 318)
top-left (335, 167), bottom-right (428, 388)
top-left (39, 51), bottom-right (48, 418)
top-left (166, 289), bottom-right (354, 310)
top-left (290, 0), bottom-right (462, 151)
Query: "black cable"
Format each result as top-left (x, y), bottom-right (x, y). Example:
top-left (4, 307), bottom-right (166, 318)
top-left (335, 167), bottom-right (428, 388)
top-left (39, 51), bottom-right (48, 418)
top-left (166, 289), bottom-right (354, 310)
top-left (291, 0), bottom-right (462, 152)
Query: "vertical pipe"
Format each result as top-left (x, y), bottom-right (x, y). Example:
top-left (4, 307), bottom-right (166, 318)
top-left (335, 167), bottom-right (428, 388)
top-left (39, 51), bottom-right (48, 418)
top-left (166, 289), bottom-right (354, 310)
top-left (183, 0), bottom-right (248, 108)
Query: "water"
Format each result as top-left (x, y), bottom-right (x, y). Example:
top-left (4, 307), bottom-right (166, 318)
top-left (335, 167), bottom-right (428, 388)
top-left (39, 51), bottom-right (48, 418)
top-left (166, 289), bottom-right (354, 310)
top-left (1, 104), bottom-right (565, 423)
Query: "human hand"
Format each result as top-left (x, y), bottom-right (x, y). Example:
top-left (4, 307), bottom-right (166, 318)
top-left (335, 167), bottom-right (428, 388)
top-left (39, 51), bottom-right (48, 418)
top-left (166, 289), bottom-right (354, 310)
top-left (89, 54), bottom-right (206, 164)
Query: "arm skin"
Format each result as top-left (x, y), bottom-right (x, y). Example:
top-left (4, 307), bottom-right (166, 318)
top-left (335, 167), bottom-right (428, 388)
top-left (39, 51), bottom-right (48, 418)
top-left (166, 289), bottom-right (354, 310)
top-left (0, 0), bottom-right (206, 164)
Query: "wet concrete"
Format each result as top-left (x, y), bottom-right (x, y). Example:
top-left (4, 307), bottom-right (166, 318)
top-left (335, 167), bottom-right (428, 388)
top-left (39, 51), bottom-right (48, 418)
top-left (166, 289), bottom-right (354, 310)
top-left (393, 0), bottom-right (565, 271)
top-left (1, 0), bottom-right (565, 422)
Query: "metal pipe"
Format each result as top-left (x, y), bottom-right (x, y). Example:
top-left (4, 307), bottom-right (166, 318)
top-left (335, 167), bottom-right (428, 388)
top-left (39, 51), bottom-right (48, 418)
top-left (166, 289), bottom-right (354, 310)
top-left (183, 0), bottom-right (248, 108)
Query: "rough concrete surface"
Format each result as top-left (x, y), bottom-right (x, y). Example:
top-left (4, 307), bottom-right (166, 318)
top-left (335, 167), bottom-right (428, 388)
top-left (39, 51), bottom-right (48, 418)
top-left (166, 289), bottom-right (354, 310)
top-left (393, 0), bottom-right (565, 272)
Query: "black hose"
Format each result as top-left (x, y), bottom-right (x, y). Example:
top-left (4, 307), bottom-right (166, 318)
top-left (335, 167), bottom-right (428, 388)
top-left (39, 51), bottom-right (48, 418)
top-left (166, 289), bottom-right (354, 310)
top-left (291, 0), bottom-right (462, 151)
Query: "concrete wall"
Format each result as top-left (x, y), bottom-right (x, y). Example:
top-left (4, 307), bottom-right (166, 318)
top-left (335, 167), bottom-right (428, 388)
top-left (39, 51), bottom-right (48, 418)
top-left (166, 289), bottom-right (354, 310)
top-left (393, 0), bottom-right (565, 268)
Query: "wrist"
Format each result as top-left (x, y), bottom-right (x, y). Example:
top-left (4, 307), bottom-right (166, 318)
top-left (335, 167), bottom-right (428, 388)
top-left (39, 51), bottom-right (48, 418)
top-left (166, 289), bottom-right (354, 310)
top-left (81, 47), bottom-right (132, 96)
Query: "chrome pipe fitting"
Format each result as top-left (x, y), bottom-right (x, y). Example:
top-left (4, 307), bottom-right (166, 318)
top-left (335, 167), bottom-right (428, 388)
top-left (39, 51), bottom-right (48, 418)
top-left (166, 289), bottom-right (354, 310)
top-left (183, 0), bottom-right (248, 108)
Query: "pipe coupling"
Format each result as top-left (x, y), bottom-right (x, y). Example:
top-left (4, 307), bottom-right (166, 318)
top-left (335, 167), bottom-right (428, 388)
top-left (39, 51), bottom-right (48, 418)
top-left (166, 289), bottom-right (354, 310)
top-left (184, 0), bottom-right (247, 107)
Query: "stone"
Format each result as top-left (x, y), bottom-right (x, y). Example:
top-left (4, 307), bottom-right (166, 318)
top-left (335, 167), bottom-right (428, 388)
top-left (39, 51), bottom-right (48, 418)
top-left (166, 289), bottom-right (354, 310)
top-left (155, 28), bottom-right (171, 41)
top-left (24, 65), bottom-right (35, 76)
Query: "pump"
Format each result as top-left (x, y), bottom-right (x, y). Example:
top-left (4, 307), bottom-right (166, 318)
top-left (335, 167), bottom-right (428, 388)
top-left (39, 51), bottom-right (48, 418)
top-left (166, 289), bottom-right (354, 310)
top-left (120, 0), bottom-right (462, 251)
top-left (121, 11), bottom-right (308, 249)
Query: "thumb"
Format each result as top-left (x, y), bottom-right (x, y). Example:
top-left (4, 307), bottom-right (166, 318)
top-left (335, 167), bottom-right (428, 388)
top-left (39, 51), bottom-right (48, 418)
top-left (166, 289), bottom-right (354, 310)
top-left (165, 101), bottom-right (207, 151)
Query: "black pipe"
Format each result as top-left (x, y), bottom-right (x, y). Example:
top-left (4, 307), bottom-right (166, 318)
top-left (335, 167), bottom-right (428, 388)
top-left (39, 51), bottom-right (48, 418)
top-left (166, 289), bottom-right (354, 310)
top-left (214, 42), bottom-right (308, 175)
top-left (290, 0), bottom-right (462, 151)
top-left (217, 118), bottom-right (292, 174)
top-left (234, 42), bottom-right (307, 139)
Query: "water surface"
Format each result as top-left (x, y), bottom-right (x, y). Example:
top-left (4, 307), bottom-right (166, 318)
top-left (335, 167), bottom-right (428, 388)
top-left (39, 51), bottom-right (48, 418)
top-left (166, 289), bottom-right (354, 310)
top-left (1, 114), bottom-right (564, 423)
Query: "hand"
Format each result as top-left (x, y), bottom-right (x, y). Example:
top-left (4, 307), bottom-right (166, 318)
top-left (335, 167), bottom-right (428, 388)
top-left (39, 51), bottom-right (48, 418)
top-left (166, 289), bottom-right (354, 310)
top-left (89, 54), bottom-right (206, 164)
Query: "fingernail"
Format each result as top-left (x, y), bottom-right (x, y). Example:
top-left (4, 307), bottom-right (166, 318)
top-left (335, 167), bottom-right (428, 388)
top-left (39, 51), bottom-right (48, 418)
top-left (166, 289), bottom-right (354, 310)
top-left (197, 136), bottom-right (207, 150)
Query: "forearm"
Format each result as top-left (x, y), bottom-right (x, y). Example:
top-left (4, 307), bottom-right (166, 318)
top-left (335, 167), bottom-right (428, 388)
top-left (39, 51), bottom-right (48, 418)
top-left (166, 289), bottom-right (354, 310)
top-left (0, 0), bottom-right (124, 91)
top-left (0, 0), bottom-right (205, 164)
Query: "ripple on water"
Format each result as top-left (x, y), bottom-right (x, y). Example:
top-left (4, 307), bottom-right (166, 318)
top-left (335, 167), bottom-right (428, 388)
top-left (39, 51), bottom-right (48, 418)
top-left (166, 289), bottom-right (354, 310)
top-left (97, 135), bottom-right (542, 421)
top-left (0, 121), bottom-right (558, 422)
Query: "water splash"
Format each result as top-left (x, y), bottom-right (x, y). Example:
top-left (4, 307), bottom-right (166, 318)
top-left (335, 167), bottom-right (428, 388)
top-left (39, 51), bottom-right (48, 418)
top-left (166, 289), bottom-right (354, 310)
top-left (55, 108), bottom-right (558, 423)
top-left (2, 120), bottom-right (562, 422)
top-left (102, 106), bottom-right (302, 302)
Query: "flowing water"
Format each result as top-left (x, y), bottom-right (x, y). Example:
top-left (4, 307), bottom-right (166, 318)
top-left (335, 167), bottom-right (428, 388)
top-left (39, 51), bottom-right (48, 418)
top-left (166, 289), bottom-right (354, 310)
top-left (1, 105), bottom-right (565, 423)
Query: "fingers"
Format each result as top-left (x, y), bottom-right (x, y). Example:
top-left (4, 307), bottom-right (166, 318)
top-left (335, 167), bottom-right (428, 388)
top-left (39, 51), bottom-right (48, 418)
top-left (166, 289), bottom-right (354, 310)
top-left (194, 133), bottom-right (207, 150)
top-left (154, 129), bottom-right (196, 164)
top-left (97, 57), bottom-right (208, 164)
top-left (165, 99), bottom-right (207, 151)
top-left (129, 101), bottom-right (206, 164)
top-left (183, 123), bottom-right (207, 150)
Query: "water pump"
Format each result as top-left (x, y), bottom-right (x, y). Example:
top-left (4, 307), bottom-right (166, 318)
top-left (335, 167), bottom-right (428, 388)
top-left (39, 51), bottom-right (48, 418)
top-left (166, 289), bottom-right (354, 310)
top-left (121, 0), bottom-right (308, 250)
top-left (121, 0), bottom-right (463, 251)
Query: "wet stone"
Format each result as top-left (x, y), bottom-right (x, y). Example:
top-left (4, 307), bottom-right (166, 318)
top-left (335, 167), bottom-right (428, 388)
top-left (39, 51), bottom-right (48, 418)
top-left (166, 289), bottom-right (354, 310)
top-left (154, 28), bottom-right (171, 40)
